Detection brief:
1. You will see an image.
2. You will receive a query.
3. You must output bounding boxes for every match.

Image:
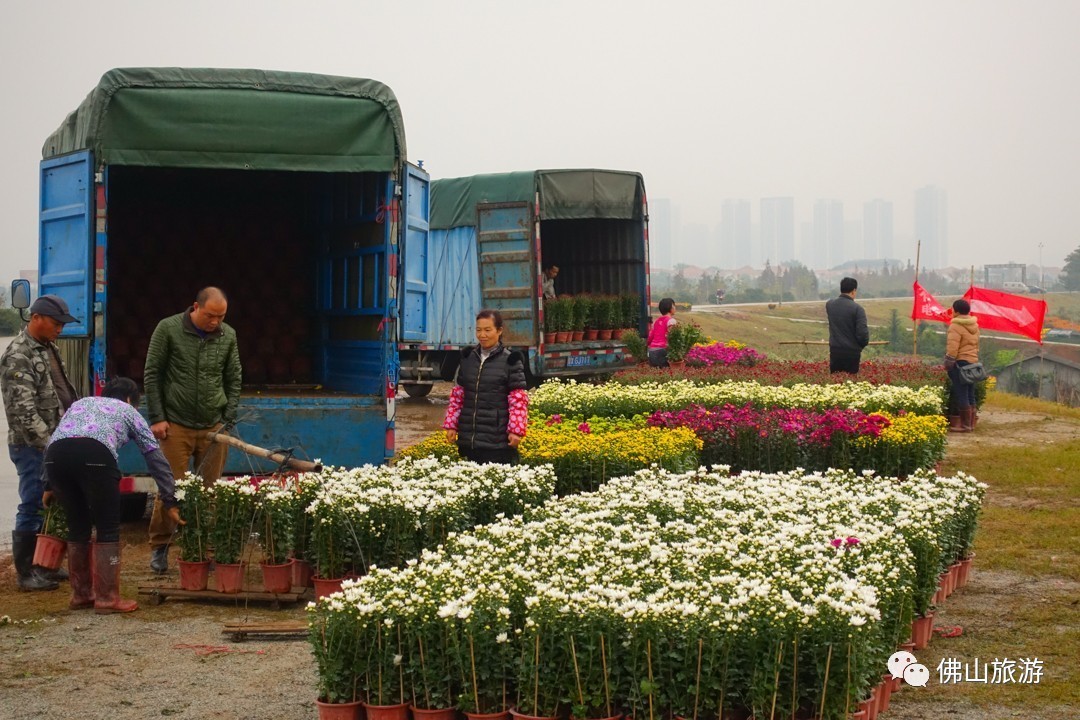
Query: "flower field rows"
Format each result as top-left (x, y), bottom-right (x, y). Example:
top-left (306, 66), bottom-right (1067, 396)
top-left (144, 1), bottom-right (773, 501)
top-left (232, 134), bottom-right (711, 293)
top-left (398, 416), bottom-right (702, 495)
top-left (309, 466), bottom-right (984, 720)
top-left (531, 379), bottom-right (946, 418)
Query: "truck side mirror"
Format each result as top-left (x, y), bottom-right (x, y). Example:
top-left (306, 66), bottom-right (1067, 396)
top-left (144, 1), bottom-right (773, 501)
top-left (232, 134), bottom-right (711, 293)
top-left (10, 279), bottom-right (31, 310)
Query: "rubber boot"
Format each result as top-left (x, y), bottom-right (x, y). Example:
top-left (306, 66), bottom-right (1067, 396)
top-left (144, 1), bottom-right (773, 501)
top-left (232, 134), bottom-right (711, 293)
top-left (947, 415), bottom-right (964, 432)
top-left (960, 408), bottom-right (975, 432)
top-left (150, 544), bottom-right (169, 574)
top-left (11, 531), bottom-right (59, 592)
top-left (67, 541), bottom-right (95, 609)
top-left (93, 542), bottom-right (138, 614)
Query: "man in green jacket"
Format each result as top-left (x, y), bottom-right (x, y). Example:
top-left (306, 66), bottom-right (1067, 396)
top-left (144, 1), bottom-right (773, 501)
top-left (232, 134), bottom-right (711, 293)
top-left (144, 287), bottom-right (242, 573)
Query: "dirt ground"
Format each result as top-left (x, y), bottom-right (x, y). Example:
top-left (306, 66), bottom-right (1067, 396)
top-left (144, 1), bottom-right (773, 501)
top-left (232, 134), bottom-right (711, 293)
top-left (0, 401), bottom-right (1075, 719)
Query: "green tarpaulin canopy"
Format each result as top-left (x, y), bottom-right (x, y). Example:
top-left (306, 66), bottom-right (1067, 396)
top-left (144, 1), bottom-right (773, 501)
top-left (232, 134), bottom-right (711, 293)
top-left (430, 169), bottom-right (646, 229)
top-left (43, 68), bottom-right (406, 172)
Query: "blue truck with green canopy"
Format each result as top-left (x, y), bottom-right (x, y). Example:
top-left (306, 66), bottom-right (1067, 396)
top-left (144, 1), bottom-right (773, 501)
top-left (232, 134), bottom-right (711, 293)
top-left (396, 169), bottom-right (651, 395)
top-left (23, 67), bottom-right (428, 487)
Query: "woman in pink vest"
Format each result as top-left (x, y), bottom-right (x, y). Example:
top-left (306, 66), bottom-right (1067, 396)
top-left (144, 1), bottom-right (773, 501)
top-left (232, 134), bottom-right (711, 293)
top-left (646, 298), bottom-right (678, 368)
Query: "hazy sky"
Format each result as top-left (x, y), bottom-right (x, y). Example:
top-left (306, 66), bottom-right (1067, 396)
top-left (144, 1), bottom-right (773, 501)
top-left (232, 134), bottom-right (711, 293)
top-left (2, 0), bottom-right (1078, 283)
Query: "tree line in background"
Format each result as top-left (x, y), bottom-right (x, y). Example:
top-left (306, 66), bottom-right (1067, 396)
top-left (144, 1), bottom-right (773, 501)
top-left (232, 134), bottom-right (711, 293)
top-left (654, 259), bottom-right (966, 306)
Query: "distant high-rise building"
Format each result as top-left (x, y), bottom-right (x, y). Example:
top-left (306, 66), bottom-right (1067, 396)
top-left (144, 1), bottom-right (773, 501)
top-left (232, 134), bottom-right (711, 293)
top-left (799, 221), bottom-right (813, 267)
top-left (649, 198), bottom-right (673, 270)
top-left (760, 197), bottom-right (795, 265)
top-left (863, 199), bottom-right (894, 261)
top-left (914, 185), bottom-right (948, 269)
top-left (682, 223), bottom-right (711, 267)
top-left (721, 200), bottom-right (753, 268)
top-left (813, 199), bottom-right (844, 269)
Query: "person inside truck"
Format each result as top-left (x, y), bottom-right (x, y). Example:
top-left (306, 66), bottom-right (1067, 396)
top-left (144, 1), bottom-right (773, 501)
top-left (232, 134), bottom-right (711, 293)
top-left (1, 294), bottom-right (81, 592)
top-left (647, 298), bottom-right (678, 368)
top-left (43, 377), bottom-right (182, 613)
top-left (442, 309), bottom-right (529, 464)
top-left (542, 266), bottom-right (560, 300)
top-left (143, 286), bottom-right (241, 575)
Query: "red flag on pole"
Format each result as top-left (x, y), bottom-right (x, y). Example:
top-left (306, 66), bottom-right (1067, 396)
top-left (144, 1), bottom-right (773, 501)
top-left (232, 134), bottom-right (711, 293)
top-left (962, 286), bottom-right (1047, 343)
top-left (911, 281), bottom-right (952, 323)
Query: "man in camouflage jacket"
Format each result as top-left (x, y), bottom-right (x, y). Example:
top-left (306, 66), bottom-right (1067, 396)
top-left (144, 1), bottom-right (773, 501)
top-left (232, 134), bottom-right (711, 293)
top-left (1, 295), bottom-right (79, 591)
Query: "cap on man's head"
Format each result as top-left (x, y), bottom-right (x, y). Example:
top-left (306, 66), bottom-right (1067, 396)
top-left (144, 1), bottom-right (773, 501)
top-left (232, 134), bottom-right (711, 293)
top-left (29, 294), bottom-right (79, 324)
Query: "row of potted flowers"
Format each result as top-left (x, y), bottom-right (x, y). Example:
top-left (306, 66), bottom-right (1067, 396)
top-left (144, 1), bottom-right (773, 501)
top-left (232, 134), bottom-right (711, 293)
top-left (309, 467), bottom-right (983, 720)
top-left (396, 415), bottom-right (702, 496)
top-left (174, 460), bottom-right (557, 593)
top-left (543, 294), bottom-right (641, 342)
top-left (613, 358), bottom-right (947, 389)
top-left (647, 405), bottom-right (948, 476)
top-left (530, 378), bottom-right (947, 419)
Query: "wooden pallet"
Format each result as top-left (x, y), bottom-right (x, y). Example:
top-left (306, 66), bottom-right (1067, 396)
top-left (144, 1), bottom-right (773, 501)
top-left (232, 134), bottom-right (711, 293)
top-left (137, 584), bottom-right (310, 610)
top-left (221, 620), bottom-right (309, 642)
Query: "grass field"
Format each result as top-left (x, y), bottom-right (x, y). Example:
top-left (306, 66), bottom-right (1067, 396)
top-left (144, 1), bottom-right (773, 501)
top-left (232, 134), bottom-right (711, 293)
top-left (685, 292), bottom-right (1080, 361)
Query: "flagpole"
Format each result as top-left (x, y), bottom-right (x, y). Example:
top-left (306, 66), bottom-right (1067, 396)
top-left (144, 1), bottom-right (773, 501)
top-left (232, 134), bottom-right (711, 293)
top-left (913, 239), bottom-right (921, 357)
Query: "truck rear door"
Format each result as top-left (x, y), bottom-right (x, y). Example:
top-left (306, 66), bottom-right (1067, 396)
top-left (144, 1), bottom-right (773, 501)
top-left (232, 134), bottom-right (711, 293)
top-left (400, 164), bottom-right (430, 342)
top-left (39, 151), bottom-right (94, 337)
top-left (476, 202), bottom-right (537, 345)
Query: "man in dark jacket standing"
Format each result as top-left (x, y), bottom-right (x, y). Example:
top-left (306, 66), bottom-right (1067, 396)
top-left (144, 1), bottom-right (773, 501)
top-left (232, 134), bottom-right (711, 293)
top-left (144, 287), bottom-right (241, 573)
top-left (1, 295), bottom-right (79, 591)
top-left (825, 277), bottom-right (870, 374)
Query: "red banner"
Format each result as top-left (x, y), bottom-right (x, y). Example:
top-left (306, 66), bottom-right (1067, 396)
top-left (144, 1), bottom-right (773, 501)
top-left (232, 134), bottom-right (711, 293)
top-left (911, 281), bottom-right (952, 323)
top-left (962, 286), bottom-right (1047, 343)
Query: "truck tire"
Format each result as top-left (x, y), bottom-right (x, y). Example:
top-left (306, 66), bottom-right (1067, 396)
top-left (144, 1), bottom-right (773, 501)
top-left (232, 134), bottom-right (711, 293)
top-left (120, 492), bottom-right (150, 522)
top-left (402, 383), bottom-right (433, 398)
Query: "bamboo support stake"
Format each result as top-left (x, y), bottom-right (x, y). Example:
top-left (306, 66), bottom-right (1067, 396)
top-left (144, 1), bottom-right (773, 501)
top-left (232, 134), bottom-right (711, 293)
top-left (791, 636), bottom-right (797, 720)
top-left (418, 635), bottom-right (431, 709)
top-left (570, 636), bottom-right (586, 709)
top-left (601, 634), bottom-right (612, 718)
top-left (817, 644), bottom-right (833, 720)
top-left (647, 639), bottom-right (655, 720)
top-left (718, 642), bottom-right (730, 720)
top-left (770, 642), bottom-right (784, 720)
top-left (469, 633), bottom-right (482, 715)
top-left (693, 639), bottom-right (704, 720)
top-left (844, 642), bottom-right (852, 719)
top-left (398, 626), bottom-right (405, 705)
top-left (534, 632), bottom-right (541, 717)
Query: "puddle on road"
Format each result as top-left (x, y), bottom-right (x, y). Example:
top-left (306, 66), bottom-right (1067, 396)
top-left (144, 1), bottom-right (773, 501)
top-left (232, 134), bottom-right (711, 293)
top-left (395, 381), bottom-right (452, 449)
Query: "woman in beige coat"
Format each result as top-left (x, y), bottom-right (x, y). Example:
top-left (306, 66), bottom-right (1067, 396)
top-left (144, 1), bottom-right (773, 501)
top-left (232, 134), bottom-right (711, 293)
top-left (945, 299), bottom-right (980, 432)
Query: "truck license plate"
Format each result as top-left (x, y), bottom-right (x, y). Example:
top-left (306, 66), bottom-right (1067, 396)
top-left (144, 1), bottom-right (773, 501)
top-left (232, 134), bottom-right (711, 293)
top-left (566, 355), bottom-right (591, 367)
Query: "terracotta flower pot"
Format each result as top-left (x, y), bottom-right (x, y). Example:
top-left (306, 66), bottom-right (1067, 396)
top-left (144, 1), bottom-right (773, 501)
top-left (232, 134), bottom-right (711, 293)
top-left (598, 329), bottom-right (613, 341)
top-left (412, 707), bottom-right (458, 720)
top-left (32, 534), bottom-right (67, 570)
top-left (958, 555), bottom-right (973, 587)
top-left (572, 330), bottom-right (585, 342)
top-left (556, 331), bottom-right (572, 343)
top-left (912, 612), bottom-right (935, 650)
top-left (364, 702), bottom-right (410, 720)
top-left (612, 328), bottom-right (625, 340)
top-left (950, 562), bottom-right (963, 593)
top-left (585, 329), bottom-right (599, 341)
top-left (313, 576), bottom-right (346, 599)
top-left (877, 676), bottom-right (893, 713)
top-left (316, 699), bottom-right (364, 720)
top-left (463, 711), bottom-right (511, 720)
top-left (291, 558), bottom-right (314, 588)
top-left (510, 710), bottom-right (557, 720)
top-left (214, 562), bottom-right (245, 594)
top-left (669, 359), bottom-right (686, 369)
top-left (178, 560), bottom-right (210, 591)
top-left (261, 561), bottom-right (293, 593)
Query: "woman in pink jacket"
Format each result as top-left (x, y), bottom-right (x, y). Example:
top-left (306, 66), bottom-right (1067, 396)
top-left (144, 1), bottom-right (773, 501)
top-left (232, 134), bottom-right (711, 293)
top-left (646, 298), bottom-right (678, 368)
